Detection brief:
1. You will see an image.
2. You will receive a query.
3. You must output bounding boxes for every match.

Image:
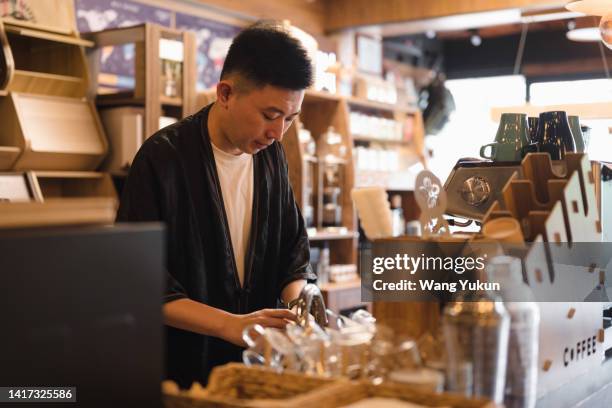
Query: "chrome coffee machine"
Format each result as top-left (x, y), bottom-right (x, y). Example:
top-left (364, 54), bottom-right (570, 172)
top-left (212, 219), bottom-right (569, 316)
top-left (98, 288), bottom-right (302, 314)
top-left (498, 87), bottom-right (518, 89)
top-left (443, 159), bottom-right (523, 222)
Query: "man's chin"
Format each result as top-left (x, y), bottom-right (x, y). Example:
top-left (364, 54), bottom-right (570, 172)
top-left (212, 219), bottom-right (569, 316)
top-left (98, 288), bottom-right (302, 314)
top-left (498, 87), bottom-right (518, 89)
top-left (252, 141), bottom-right (272, 153)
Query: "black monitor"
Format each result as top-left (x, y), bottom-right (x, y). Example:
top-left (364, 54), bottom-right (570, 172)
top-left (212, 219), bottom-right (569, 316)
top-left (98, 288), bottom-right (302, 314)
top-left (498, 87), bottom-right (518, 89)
top-left (0, 223), bottom-right (164, 408)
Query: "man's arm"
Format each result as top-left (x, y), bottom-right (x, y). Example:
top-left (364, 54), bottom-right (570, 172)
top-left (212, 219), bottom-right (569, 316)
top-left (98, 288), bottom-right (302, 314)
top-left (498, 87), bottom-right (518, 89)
top-left (281, 279), bottom-right (307, 305)
top-left (164, 298), bottom-right (297, 347)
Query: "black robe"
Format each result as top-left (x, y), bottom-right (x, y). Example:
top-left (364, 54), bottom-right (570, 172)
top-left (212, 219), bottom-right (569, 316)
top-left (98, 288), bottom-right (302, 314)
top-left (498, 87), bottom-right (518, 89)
top-left (116, 104), bottom-right (316, 387)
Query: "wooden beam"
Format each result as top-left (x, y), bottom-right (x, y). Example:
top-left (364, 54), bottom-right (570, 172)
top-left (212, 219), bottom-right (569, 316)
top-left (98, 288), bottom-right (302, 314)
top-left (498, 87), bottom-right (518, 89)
top-left (522, 57), bottom-right (612, 77)
top-left (326, 0), bottom-right (565, 32)
top-left (193, 0), bottom-right (326, 35)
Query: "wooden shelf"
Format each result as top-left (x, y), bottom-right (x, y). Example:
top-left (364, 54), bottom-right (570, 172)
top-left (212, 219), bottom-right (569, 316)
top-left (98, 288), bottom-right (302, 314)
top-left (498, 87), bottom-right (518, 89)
top-left (320, 278), bottom-right (370, 315)
top-left (352, 134), bottom-right (411, 144)
top-left (0, 146), bottom-right (20, 170)
top-left (159, 95), bottom-right (183, 106)
top-left (308, 229), bottom-right (358, 241)
top-left (354, 184), bottom-right (413, 192)
top-left (97, 93), bottom-right (184, 107)
top-left (13, 70), bottom-right (83, 82)
top-left (304, 89), bottom-right (342, 103)
top-left (88, 24), bottom-right (197, 137)
top-left (12, 70), bottom-right (84, 97)
top-left (4, 24), bottom-right (93, 47)
top-left (33, 171), bottom-right (107, 179)
top-left (320, 278), bottom-right (361, 292)
top-left (96, 91), bottom-right (145, 107)
top-left (347, 96), bottom-right (417, 114)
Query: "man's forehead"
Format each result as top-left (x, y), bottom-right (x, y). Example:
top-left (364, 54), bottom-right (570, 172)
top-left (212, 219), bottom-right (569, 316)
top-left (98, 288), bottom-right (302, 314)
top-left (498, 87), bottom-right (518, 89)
top-left (254, 87), bottom-right (304, 114)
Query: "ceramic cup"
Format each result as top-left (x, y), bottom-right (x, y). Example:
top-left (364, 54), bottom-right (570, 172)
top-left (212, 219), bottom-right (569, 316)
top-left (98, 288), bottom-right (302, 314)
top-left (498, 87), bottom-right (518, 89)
top-left (534, 111), bottom-right (576, 160)
top-left (482, 217), bottom-right (525, 245)
top-left (480, 113), bottom-right (533, 162)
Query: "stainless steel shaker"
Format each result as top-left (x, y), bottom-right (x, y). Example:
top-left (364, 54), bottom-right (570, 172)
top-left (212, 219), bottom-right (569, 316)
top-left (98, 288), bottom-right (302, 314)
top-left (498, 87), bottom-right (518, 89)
top-left (442, 290), bottom-right (510, 403)
top-left (488, 256), bottom-right (540, 408)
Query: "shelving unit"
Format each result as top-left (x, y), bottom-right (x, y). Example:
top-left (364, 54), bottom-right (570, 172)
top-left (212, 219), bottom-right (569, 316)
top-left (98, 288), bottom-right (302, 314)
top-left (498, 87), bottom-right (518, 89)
top-left (281, 88), bottom-right (425, 313)
top-left (283, 90), bottom-right (358, 267)
top-left (85, 24), bottom-right (197, 141)
top-left (283, 90), bottom-right (424, 263)
top-left (308, 229), bottom-right (358, 241)
top-left (0, 16), bottom-right (108, 172)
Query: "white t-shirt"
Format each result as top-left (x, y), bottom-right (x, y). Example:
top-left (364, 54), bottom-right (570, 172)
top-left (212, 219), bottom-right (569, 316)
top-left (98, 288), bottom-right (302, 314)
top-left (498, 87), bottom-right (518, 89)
top-left (211, 142), bottom-right (254, 287)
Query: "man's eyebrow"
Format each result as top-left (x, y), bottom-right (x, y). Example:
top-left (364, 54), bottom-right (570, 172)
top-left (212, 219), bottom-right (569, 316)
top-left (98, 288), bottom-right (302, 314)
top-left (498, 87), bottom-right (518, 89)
top-left (264, 107), bottom-right (301, 117)
top-left (264, 107), bottom-right (285, 115)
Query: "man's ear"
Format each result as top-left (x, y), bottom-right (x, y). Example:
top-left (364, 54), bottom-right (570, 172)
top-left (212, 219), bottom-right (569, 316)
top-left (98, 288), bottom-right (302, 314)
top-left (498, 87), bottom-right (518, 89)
top-left (216, 81), bottom-right (232, 109)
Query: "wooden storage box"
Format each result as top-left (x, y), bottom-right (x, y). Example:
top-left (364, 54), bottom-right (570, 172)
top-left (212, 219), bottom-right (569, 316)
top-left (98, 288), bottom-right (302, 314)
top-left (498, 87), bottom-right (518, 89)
top-left (99, 107), bottom-right (144, 172)
top-left (0, 20), bottom-right (91, 98)
top-left (0, 93), bottom-right (107, 170)
top-left (31, 171), bottom-right (117, 202)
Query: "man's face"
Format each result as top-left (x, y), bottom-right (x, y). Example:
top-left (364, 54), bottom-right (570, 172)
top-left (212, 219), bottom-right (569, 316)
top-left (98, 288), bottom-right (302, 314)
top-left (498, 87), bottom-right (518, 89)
top-left (224, 84), bottom-right (304, 155)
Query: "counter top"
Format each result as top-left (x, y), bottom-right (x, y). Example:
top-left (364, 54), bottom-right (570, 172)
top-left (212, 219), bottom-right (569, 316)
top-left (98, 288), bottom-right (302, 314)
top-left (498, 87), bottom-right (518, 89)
top-left (537, 359), bottom-right (612, 408)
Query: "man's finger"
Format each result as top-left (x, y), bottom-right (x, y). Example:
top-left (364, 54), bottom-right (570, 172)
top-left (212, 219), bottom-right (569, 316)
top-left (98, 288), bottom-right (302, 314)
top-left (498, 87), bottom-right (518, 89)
top-left (259, 317), bottom-right (290, 329)
top-left (263, 309), bottom-right (297, 321)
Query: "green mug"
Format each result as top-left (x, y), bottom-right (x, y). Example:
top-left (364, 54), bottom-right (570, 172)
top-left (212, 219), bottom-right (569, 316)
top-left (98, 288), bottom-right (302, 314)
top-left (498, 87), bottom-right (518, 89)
top-left (480, 113), bottom-right (532, 161)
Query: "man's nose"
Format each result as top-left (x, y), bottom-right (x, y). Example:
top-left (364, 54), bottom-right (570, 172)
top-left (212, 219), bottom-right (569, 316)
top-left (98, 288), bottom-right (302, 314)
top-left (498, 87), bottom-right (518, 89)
top-left (267, 119), bottom-right (285, 141)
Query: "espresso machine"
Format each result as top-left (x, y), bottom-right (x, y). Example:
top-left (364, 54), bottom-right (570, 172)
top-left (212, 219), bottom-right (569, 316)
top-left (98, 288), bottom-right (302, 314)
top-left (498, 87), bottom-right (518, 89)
top-left (440, 111), bottom-right (610, 399)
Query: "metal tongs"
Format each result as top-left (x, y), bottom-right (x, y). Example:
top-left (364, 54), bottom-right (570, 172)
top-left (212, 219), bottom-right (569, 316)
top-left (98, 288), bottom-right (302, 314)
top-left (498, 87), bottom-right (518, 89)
top-left (294, 283), bottom-right (329, 328)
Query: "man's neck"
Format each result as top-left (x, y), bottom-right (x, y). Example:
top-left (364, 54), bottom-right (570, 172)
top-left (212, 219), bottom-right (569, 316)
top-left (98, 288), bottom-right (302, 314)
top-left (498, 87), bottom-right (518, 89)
top-left (208, 103), bottom-right (242, 155)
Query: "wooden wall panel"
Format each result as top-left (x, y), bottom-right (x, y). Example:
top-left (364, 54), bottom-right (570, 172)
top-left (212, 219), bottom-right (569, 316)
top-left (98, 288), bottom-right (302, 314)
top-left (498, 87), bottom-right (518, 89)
top-left (326, 0), bottom-right (565, 32)
top-left (193, 0), bottom-right (326, 35)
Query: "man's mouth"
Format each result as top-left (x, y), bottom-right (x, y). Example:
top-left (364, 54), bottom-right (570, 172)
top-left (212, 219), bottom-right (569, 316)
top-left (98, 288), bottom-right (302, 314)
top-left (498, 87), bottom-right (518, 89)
top-left (255, 141), bottom-right (272, 149)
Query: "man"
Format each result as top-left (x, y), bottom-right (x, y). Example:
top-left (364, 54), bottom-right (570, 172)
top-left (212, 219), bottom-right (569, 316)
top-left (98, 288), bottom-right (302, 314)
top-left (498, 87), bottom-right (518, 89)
top-left (116, 22), bottom-right (316, 387)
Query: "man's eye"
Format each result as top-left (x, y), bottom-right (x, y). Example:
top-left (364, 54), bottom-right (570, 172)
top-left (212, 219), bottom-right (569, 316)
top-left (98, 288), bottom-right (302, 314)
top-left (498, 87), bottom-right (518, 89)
top-left (263, 113), bottom-right (278, 121)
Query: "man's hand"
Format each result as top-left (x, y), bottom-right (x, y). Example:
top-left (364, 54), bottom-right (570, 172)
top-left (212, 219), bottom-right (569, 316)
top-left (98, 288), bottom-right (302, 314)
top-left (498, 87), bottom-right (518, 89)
top-left (164, 299), bottom-right (298, 347)
top-left (223, 308), bottom-right (297, 347)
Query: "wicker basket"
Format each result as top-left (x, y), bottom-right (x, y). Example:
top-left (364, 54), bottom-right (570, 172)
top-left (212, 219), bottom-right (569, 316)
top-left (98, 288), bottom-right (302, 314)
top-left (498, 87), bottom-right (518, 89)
top-left (163, 363), bottom-right (498, 408)
top-left (163, 363), bottom-right (344, 408)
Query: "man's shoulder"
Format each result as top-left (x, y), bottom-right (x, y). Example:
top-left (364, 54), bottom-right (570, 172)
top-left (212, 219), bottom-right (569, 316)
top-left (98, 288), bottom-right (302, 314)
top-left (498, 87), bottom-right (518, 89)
top-left (138, 108), bottom-right (207, 160)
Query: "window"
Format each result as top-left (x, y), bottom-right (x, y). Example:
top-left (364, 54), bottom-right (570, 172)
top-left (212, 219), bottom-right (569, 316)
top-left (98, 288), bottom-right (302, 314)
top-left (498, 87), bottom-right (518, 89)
top-left (426, 75), bottom-right (527, 180)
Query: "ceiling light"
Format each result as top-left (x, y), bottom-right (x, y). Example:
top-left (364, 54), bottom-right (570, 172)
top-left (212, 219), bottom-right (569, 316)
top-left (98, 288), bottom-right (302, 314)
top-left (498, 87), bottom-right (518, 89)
top-left (470, 30), bottom-right (482, 47)
top-left (567, 26), bottom-right (601, 41)
top-left (566, 0), bottom-right (612, 49)
top-left (567, 0), bottom-right (610, 16)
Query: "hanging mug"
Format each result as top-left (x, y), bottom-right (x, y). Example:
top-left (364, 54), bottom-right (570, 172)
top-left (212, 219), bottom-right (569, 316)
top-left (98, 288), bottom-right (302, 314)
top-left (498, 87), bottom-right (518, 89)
top-left (480, 113), bottom-right (534, 161)
top-left (568, 115), bottom-right (586, 153)
top-left (533, 111), bottom-right (575, 160)
top-left (528, 117), bottom-right (539, 144)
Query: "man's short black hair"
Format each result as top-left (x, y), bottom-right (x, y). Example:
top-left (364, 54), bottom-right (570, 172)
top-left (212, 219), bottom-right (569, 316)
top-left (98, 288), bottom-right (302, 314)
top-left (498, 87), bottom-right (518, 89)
top-left (221, 22), bottom-right (314, 91)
